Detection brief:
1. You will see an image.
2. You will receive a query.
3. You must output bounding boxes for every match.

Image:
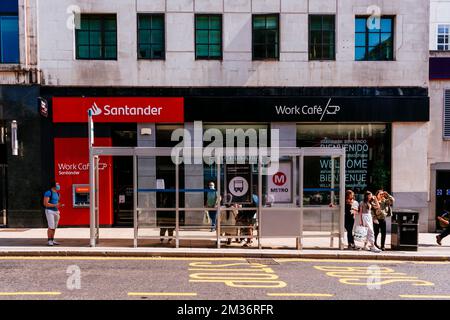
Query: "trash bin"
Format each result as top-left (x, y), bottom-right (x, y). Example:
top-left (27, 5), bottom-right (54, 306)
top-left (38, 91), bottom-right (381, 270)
top-left (391, 209), bottom-right (419, 251)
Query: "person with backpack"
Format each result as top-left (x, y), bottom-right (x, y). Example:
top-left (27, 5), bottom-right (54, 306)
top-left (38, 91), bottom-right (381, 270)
top-left (42, 180), bottom-right (63, 246)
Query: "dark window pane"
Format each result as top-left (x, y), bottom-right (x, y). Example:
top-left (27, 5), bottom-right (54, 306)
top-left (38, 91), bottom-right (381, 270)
top-left (323, 31), bottom-right (334, 45)
top-left (381, 33), bottom-right (391, 43)
top-left (209, 45), bottom-right (221, 57)
top-left (369, 33), bottom-right (380, 46)
top-left (78, 46), bottom-right (89, 59)
top-left (0, 16), bottom-right (19, 63)
top-left (80, 18), bottom-right (89, 30)
top-left (196, 16), bottom-right (209, 29)
top-left (322, 16), bottom-right (334, 31)
top-left (196, 45), bottom-right (208, 57)
top-left (266, 16), bottom-right (277, 29)
top-left (266, 30), bottom-right (278, 44)
top-left (381, 18), bottom-right (392, 32)
top-left (77, 31), bottom-right (89, 45)
top-left (139, 30), bottom-right (151, 43)
top-left (209, 30), bottom-right (221, 44)
top-left (104, 46), bottom-right (116, 59)
top-left (104, 31), bottom-right (116, 45)
top-left (355, 47), bottom-right (366, 60)
top-left (138, 16), bottom-right (151, 29)
top-left (151, 45), bottom-right (164, 58)
top-left (104, 19), bottom-right (116, 31)
top-left (151, 30), bottom-right (163, 44)
top-left (151, 16), bottom-right (164, 29)
top-left (89, 31), bottom-right (102, 46)
top-left (253, 44), bottom-right (266, 58)
top-left (196, 30), bottom-right (209, 44)
top-left (254, 30), bottom-right (265, 44)
top-left (355, 18), bottom-right (366, 32)
top-left (209, 16), bottom-right (221, 30)
top-left (138, 44), bottom-right (151, 58)
top-left (89, 46), bottom-right (102, 59)
top-left (266, 43), bottom-right (276, 58)
top-left (367, 46), bottom-right (380, 60)
top-left (253, 16), bottom-right (266, 29)
top-left (355, 33), bottom-right (366, 46)
top-left (310, 44), bottom-right (321, 59)
top-left (310, 30), bottom-right (322, 45)
top-left (310, 16), bottom-right (322, 31)
top-left (89, 19), bottom-right (101, 30)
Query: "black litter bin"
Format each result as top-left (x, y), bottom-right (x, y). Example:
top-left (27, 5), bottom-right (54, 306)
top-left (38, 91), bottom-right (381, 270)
top-left (391, 209), bottom-right (419, 251)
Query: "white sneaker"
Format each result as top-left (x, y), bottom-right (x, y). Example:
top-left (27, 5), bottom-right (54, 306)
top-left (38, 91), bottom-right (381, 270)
top-left (52, 241), bottom-right (60, 245)
top-left (47, 240), bottom-right (54, 246)
top-left (370, 246), bottom-right (381, 253)
top-left (240, 239), bottom-right (247, 246)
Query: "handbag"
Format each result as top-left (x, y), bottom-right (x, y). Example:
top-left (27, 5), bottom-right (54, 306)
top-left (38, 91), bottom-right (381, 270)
top-left (353, 213), bottom-right (368, 242)
top-left (203, 210), bottom-right (211, 225)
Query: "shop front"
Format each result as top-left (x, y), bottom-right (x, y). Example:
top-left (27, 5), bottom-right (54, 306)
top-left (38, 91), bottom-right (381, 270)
top-left (42, 87), bottom-right (429, 228)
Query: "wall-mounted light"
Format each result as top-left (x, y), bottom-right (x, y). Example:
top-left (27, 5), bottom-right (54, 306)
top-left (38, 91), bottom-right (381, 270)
top-left (11, 120), bottom-right (18, 156)
top-left (140, 128), bottom-right (152, 136)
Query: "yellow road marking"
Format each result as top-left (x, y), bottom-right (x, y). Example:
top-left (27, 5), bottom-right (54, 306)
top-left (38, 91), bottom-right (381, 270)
top-left (267, 293), bottom-right (334, 297)
top-left (128, 292), bottom-right (197, 296)
top-left (399, 294), bottom-right (450, 299)
top-left (0, 292), bottom-right (61, 296)
top-left (276, 258), bottom-right (407, 264)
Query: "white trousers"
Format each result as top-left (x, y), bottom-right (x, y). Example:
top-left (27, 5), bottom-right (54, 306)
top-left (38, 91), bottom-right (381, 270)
top-left (355, 213), bottom-right (375, 246)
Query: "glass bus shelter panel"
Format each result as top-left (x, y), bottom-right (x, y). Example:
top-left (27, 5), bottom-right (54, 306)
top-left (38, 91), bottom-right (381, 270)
top-left (303, 156), bottom-right (341, 206)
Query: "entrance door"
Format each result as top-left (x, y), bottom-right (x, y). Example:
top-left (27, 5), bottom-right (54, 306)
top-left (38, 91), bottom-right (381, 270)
top-left (0, 141), bottom-right (6, 226)
top-left (435, 170), bottom-right (450, 230)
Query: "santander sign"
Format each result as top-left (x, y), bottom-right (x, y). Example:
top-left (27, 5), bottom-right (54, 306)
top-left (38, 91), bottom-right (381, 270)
top-left (53, 97), bottom-right (184, 123)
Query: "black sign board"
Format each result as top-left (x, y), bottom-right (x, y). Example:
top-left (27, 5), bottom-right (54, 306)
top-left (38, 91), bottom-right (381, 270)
top-left (225, 164), bottom-right (252, 204)
top-left (185, 96), bottom-right (429, 122)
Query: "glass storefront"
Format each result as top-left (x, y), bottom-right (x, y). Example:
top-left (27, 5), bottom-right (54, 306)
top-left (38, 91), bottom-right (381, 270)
top-left (297, 124), bottom-right (391, 203)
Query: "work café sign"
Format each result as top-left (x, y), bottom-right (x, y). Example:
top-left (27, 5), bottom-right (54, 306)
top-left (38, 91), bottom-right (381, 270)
top-left (52, 97), bottom-right (184, 123)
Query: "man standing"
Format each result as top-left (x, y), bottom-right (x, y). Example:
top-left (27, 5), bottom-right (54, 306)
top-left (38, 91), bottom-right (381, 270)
top-left (436, 215), bottom-right (450, 245)
top-left (43, 181), bottom-right (63, 246)
top-left (205, 182), bottom-right (220, 232)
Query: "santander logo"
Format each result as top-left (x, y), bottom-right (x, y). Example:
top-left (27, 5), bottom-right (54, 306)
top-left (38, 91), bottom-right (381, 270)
top-left (90, 102), bottom-right (102, 116)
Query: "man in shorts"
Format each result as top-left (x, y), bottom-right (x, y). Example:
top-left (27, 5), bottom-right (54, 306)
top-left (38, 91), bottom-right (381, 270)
top-left (43, 181), bottom-right (63, 246)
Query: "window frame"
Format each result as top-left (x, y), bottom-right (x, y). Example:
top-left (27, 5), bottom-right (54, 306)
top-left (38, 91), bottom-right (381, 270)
top-left (437, 24), bottom-right (450, 51)
top-left (0, 12), bottom-right (19, 64)
top-left (252, 13), bottom-right (280, 61)
top-left (75, 14), bottom-right (117, 61)
top-left (194, 14), bottom-right (223, 60)
top-left (308, 14), bottom-right (336, 61)
top-left (137, 13), bottom-right (165, 60)
top-left (355, 15), bottom-right (395, 61)
top-left (444, 89), bottom-right (450, 140)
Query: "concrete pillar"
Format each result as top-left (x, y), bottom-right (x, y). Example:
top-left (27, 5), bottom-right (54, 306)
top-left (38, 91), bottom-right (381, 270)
top-left (137, 123), bottom-right (157, 227)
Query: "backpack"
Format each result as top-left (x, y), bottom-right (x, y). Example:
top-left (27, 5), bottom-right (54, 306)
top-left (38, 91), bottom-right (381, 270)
top-left (41, 190), bottom-right (59, 209)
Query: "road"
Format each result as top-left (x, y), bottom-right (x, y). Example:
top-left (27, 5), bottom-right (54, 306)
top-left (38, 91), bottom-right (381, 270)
top-left (0, 256), bottom-right (449, 300)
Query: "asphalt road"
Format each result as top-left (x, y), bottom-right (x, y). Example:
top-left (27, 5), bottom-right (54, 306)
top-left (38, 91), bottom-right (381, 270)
top-left (0, 256), bottom-right (449, 300)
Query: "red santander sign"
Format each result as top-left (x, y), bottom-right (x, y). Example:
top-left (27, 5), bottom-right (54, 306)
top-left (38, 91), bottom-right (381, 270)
top-left (53, 97), bottom-right (184, 123)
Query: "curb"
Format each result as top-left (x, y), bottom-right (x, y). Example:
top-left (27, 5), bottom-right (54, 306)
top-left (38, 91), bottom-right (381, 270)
top-left (0, 249), bottom-right (449, 261)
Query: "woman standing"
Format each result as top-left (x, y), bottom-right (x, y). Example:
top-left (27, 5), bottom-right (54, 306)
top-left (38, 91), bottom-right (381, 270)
top-left (345, 190), bottom-right (359, 250)
top-left (356, 191), bottom-right (381, 253)
top-left (372, 190), bottom-right (395, 251)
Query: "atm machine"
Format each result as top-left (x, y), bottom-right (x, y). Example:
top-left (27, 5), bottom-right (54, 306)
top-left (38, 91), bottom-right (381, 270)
top-left (72, 184), bottom-right (90, 208)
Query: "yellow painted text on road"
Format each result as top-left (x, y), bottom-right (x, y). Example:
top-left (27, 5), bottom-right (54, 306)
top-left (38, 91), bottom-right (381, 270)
top-left (128, 292), bottom-right (197, 297)
top-left (267, 293), bottom-right (334, 297)
top-left (189, 261), bottom-right (287, 288)
top-left (314, 266), bottom-right (434, 287)
top-left (399, 294), bottom-right (450, 299)
top-left (0, 292), bottom-right (61, 296)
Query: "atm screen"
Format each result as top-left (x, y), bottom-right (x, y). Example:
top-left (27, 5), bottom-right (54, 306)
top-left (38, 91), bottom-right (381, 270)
top-left (73, 184), bottom-right (90, 208)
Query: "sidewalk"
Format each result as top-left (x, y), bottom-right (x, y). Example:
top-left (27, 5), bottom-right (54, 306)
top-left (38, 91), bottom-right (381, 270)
top-left (0, 228), bottom-right (449, 261)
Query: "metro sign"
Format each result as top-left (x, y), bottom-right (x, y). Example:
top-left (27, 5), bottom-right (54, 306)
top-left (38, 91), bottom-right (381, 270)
top-left (52, 97), bottom-right (184, 123)
top-left (272, 172), bottom-right (287, 186)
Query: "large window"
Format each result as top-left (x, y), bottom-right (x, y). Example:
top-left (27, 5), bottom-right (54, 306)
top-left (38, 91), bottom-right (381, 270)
top-left (309, 15), bottom-right (335, 60)
top-left (444, 90), bottom-right (450, 139)
top-left (76, 14), bottom-right (117, 60)
top-left (138, 14), bottom-right (165, 59)
top-left (252, 14), bottom-right (279, 60)
top-left (195, 15), bottom-right (222, 60)
top-left (0, 0), bottom-right (19, 64)
top-left (297, 124), bottom-right (391, 203)
top-left (355, 16), bottom-right (394, 61)
top-left (437, 25), bottom-right (450, 51)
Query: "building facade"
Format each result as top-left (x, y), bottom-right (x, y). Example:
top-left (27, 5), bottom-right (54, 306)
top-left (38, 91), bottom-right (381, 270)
top-left (2, 0), bottom-right (432, 232)
top-left (429, 0), bottom-right (450, 232)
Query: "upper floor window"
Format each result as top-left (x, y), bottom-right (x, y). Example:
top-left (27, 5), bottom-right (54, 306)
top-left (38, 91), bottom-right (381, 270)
top-left (0, 0), bottom-right (19, 64)
top-left (195, 14), bottom-right (222, 60)
top-left (355, 16), bottom-right (394, 61)
top-left (252, 14), bottom-right (279, 60)
top-left (138, 14), bottom-right (165, 59)
top-left (309, 15), bottom-right (335, 60)
top-left (76, 14), bottom-right (117, 60)
top-left (445, 90), bottom-right (450, 139)
top-left (438, 25), bottom-right (450, 51)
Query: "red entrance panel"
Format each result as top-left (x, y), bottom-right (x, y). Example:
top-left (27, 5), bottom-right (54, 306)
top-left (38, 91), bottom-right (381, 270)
top-left (54, 138), bottom-right (113, 226)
